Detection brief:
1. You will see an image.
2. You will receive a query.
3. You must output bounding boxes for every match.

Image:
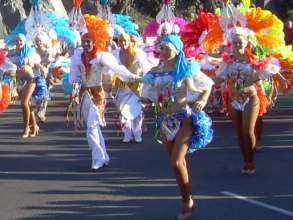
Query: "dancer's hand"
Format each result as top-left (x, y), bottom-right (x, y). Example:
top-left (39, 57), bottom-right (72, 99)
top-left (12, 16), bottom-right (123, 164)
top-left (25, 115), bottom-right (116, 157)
top-left (193, 99), bottom-right (207, 111)
top-left (128, 76), bottom-right (142, 83)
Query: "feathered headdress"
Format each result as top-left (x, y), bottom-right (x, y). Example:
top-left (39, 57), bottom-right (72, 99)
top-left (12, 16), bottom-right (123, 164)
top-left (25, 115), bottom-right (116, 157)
top-left (25, 0), bottom-right (54, 43)
top-left (203, 0), bottom-right (289, 56)
top-left (156, 0), bottom-right (175, 24)
top-left (68, 0), bottom-right (87, 34)
top-left (143, 0), bottom-right (186, 37)
top-left (83, 14), bottom-right (110, 52)
top-left (5, 2), bottom-right (79, 48)
top-left (143, 17), bottom-right (187, 37)
top-left (181, 12), bottom-right (217, 58)
top-left (98, 0), bottom-right (115, 27)
top-left (205, 0), bottom-right (292, 89)
top-left (113, 14), bottom-right (140, 37)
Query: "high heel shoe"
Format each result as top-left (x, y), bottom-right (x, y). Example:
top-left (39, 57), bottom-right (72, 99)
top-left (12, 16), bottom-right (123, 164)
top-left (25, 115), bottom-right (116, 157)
top-left (21, 127), bottom-right (31, 139)
top-left (177, 199), bottom-right (195, 220)
top-left (241, 163), bottom-right (255, 175)
top-left (30, 125), bottom-right (39, 137)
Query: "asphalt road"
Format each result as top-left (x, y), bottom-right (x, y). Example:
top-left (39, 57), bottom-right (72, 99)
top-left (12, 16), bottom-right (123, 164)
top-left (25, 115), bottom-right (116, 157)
top-left (0, 88), bottom-right (293, 220)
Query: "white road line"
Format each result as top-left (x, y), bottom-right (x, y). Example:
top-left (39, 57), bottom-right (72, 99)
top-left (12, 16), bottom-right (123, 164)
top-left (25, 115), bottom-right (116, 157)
top-left (221, 191), bottom-right (293, 217)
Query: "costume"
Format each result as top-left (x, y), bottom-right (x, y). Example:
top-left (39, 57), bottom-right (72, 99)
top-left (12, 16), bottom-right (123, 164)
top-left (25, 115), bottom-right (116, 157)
top-left (181, 11), bottom-right (224, 113)
top-left (217, 52), bottom-right (280, 115)
top-left (142, 0), bottom-right (187, 37)
top-left (181, 1), bottom-right (292, 114)
top-left (7, 34), bottom-right (48, 104)
top-left (142, 0), bottom-right (187, 63)
top-left (113, 33), bottom-right (153, 142)
top-left (4, 0), bottom-right (79, 121)
top-left (5, 0), bottom-right (79, 53)
top-left (70, 14), bottom-right (138, 169)
top-left (142, 35), bottom-right (214, 153)
top-left (0, 49), bottom-right (17, 113)
top-left (197, 1), bottom-right (292, 173)
top-left (202, 1), bottom-right (293, 115)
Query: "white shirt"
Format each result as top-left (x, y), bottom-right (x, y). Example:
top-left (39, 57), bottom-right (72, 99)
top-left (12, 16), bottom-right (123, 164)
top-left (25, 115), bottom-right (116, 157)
top-left (70, 48), bottom-right (137, 87)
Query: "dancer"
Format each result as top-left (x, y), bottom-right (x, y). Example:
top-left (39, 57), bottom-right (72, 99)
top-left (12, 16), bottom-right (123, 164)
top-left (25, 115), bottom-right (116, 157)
top-left (8, 34), bottom-right (43, 138)
top-left (216, 30), bottom-right (265, 174)
top-left (70, 14), bottom-right (139, 170)
top-left (113, 33), bottom-right (152, 143)
top-left (0, 49), bottom-right (17, 113)
top-left (209, 1), bottom-right (292, 174)
top-left (33, 32), bottom-right (55, 123)
top-left (142, 35), bottom-right (213, 220)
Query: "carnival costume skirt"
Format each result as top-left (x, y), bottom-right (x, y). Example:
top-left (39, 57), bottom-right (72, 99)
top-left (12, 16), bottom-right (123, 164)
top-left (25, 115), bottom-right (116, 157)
top-left (32, 76), bottom-right (50, 103)
top-left (157, 106), bottom-right (213, 154)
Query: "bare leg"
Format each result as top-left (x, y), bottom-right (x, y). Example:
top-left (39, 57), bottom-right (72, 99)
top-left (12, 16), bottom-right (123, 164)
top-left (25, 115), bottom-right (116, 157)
top-left (171, 118), bottom-right (193, 201)
top-left (20, 81), bottom-right (36, 138)
top-left (242, 96), bottom-right (260, 164)
top-left (255, 116), bottom-right (263, 150)
top-left (30, 110), bottom-right (39, 137)
top-left (171, 118), bottom-right (194, 219)
top-left (162, 134), bottom-right (191, 189)
top-left (228, 105), bottom-right (247, 162)
top-left (161, 118), bottom-right (194, 220)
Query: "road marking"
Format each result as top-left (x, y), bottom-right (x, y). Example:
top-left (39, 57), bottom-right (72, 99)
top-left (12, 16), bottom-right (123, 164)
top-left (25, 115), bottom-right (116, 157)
top-left (221, 191), bottom-right (293, 217)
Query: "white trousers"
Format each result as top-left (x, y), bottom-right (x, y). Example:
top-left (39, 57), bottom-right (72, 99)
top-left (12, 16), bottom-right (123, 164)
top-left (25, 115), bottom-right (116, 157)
top-left (121, 113), bottom-right (143, 140)
top-left (87, 125), bottom-right (109, 169)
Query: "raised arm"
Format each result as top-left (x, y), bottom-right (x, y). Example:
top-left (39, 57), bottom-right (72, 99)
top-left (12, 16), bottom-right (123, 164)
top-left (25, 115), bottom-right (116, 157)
top-left (99, 52), bottom-right (139, 82)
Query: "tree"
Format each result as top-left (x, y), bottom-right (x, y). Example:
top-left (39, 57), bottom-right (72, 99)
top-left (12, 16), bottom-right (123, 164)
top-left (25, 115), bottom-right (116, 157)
top-left (111, 0), bottom-right (134, 13)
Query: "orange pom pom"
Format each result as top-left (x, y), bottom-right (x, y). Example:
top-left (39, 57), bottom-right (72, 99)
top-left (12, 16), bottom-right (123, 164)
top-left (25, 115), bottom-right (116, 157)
top-left (246, 8), bottom-right (285, 50)
top-left (256, 85), bottom-right (268, 116)
top-left (52, 67), bottom-right (63, 80)
top-left (203, 15), bottom-right (223, 53)
top-left (0, 83), bottom-right (10, 113)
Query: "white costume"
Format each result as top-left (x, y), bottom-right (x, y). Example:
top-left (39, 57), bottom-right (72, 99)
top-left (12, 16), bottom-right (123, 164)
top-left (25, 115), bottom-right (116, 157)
top-left (70, 48), bottom-right (136, 86)
top-left (113, 48), bottom-right (153, 142)
top-left (81, 92), bottom-right (109, 169)
top-left (0, 59), bottom-right (17, 74)
top-left (70, 48), bottom-right (137, 169)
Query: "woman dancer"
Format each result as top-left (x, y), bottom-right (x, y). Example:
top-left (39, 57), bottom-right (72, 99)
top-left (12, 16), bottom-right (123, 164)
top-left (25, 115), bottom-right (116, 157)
top-left (34, 32), bottom-right (55, 122)
top-left (8, 34), bottom-right (42, 138)
top-left (215, 28), bottom-right (282, 174)
top-left (142, 35), bottom-right (213, 220)
top-left (201, 1), bottom-right (291, 173)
